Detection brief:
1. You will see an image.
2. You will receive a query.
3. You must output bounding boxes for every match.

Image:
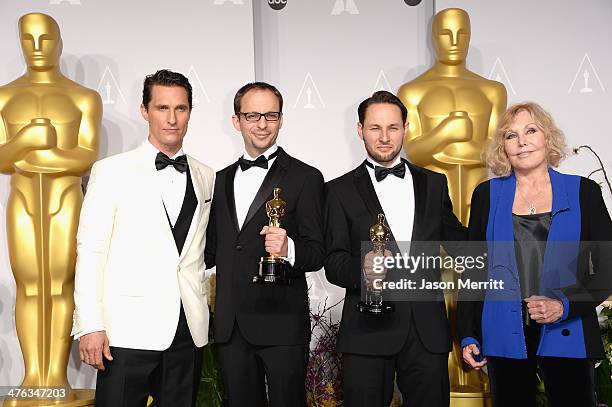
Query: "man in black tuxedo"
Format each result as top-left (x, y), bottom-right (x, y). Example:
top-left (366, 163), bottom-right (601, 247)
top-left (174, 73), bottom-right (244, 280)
top-left (205, 82), bottom-right (324, 407)
top-left (324, 91), bottom-right (467, 407)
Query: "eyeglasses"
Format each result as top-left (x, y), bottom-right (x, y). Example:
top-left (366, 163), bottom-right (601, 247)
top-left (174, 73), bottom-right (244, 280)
top-left (238, 111), bottom-right (282, 122)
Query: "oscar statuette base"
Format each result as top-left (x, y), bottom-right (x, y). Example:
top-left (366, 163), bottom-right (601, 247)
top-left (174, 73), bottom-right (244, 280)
top-left (252, 256), bottom-right (289, 284)
top-left (2, 389), bottom-right (95, 407)
top-left (356, 301), bottom-right (395, 315)
top-left (450, 387), bottom-right (492, 407)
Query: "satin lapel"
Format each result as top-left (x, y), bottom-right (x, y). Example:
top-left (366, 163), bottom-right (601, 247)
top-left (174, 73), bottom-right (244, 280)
top-left (407, 161), bottom-right (425, 245)
top-left (241, 156), bottom-right (286, 232)
top-left (225, 162), bottom-right (240, 233)
top-left (134, 145), bottom-right (177, 254)
top-left (179, 158), bottom-right (206, 262)
top-left (353, 162), bottom-right (400, 253)
top-left (354, 162), bottom-right (384, 219)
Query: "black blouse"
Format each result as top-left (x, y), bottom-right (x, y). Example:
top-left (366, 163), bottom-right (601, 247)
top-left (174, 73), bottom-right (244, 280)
top-left (512, 212), bottom-right (551, 325)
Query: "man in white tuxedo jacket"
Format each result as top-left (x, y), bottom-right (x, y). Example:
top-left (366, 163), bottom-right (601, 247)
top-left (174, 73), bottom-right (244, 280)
top-left (71, 70), bottom-right (214, 407)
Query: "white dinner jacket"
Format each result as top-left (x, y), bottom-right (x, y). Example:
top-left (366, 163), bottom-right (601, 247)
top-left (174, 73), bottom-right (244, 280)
top-left (71, 143), bottom-right (215, 350)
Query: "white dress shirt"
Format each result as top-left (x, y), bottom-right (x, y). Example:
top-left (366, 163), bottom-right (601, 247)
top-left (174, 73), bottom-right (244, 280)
top-left (145, 140), bottom-right (187, 227)
top-left (233, 144), bottom-right (295, 265)
top-left (365, 156), bottom-right (415, 243)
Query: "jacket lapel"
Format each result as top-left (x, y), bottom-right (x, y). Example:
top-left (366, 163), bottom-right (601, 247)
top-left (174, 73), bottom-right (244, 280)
top-left (240, 147), bottom-right (287, 232)
top-left (353, 161), bottom-right (401, 253)
top-left (179, 157), bottom-right (207, 262)
top-left (354, 161), bottom-right (384, 219)
top-left (406, 160), bottom-right (425, 246)
top-left (133, 145), bottom-right (177, 251)
top-left (489, 174), bottom-right (519, 277)
top-left (225, 162), bottom-right (240, 234)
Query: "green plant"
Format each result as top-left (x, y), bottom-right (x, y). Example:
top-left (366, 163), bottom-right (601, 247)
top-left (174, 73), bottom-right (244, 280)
top-left (595, 304), bottom-right (612, 406)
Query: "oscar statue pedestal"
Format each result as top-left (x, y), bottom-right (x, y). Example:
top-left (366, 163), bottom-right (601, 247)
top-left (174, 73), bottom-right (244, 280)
top-left (450, 387), bottom-right (491, 407)
top-left (2, 389), bottom-right (95, 407)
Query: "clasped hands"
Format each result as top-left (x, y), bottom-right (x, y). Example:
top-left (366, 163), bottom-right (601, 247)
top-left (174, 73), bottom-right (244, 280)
top-left (524, 295), bottom-right (564, 324)
top-left (436, 111), bottom-right (473, 144)
top-left (18, 118), bottom-right (57, 150)
top-left (15, 118), bottom-right (60, 165)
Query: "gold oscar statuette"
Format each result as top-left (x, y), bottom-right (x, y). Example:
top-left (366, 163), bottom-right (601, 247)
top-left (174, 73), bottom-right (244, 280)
top-left (0, 13), bottom-right (102, 407)
top-left (252, 187), bottom-right (289, 284)
top-left (357, 213), bottom-right (394, 315)
top-left (398, 8), bottom-right (507, 407)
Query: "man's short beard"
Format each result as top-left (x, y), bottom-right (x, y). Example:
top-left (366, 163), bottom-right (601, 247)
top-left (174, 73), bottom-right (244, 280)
top-left (364, 143), bottom-right (401, 165)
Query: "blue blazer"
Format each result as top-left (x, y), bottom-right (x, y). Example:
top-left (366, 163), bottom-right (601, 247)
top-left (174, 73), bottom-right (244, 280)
top-left (458, 169), bottom-right (612, 359)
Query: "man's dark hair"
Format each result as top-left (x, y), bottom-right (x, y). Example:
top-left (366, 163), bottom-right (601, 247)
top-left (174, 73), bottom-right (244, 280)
top-left (357, 90), bottom-right (408, 126)
top-left (233, 82), bottom-right (283, 115)
top-left (142, 69), bottom-right (193, 110)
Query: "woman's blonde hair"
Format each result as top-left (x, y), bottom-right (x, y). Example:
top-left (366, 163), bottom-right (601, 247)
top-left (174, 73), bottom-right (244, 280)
top-left (485, 102), bottom-right (567, 176)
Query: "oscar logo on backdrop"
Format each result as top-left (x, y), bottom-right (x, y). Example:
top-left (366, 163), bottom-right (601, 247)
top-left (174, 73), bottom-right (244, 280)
top-left (398, 8), bottom-right (507, 407)
top-left (0, 12), bottom-right (101, 406)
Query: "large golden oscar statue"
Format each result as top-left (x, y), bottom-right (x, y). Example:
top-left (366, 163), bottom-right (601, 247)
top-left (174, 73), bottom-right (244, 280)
top-left (0, 13), bottom-right (101, 406)
top-left (398, 8), bottom-right (507, 407)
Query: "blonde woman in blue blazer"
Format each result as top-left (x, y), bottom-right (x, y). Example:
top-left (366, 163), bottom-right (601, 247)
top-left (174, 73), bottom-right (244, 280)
top-left (458, 102), bottom-right (612, 407)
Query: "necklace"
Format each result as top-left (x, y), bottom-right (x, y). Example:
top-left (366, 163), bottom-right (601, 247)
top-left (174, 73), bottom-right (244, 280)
top-left (516, 181), bottom-right (543, 215)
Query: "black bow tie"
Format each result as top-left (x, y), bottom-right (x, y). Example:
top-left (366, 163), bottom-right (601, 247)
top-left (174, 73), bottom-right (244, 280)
top-left (155, 152), bottom-right (188, 173)
top-left (366, 161), bottom-right (406, 182)
top-left (238, 150), bottom-right (279, 171)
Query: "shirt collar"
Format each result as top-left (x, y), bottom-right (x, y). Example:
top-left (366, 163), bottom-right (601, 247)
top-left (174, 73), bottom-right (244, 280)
top-left (144, 139), bottom-right (185, 172)
top-left (242, 144), bottom-right (278, 161)
top-left (144, 139), bottom-right (185, 159)
top-left (366, 155), bottom-right (402, 170)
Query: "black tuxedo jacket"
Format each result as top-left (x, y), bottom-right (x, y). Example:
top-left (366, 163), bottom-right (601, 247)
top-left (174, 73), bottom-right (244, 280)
top-left (205, 147), bottom-right (325, 346)
top-left (324, 159), bottom-right (467, 355)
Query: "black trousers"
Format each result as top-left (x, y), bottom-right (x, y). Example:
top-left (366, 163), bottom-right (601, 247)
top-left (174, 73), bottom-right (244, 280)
top-left (341, 315), bottom-right (450, 407)
top-left (488, 324), bottom-right (597, 407)
top-left (95, 304), bottom-right (203, 407)
top-left (217, 321), bottom-right (308, 407)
